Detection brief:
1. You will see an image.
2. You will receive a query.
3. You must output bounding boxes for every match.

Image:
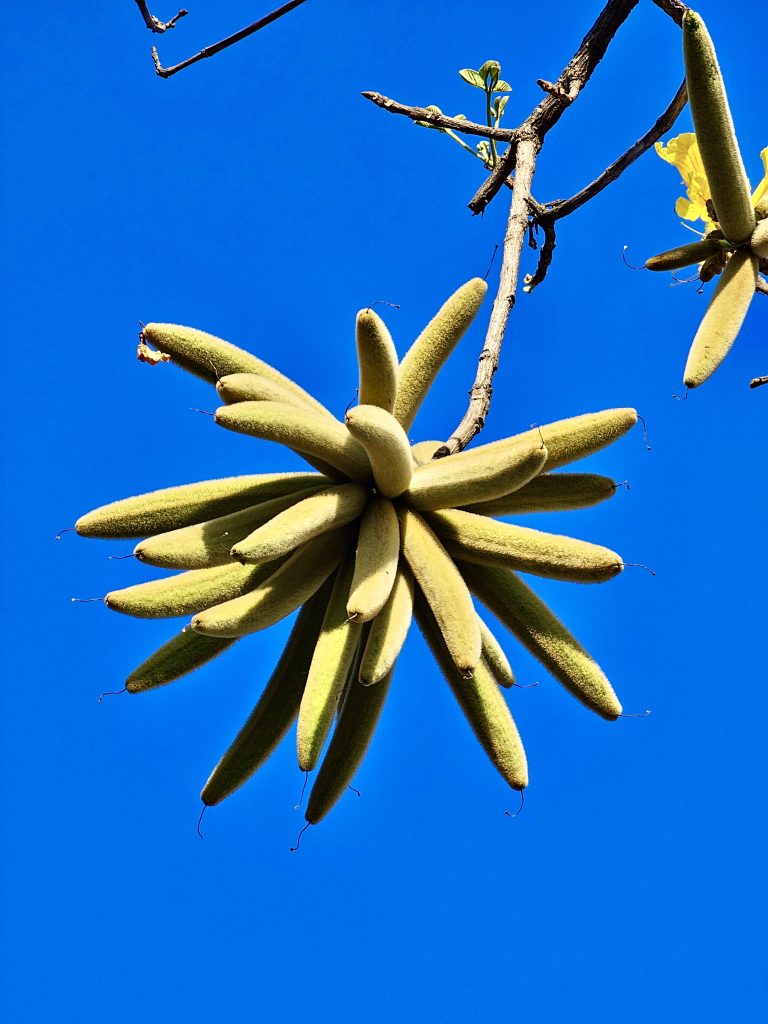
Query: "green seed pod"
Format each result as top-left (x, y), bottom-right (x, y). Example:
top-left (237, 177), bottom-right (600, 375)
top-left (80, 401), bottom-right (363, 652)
top-left (347, 497), bottom-right (400, 622)
top-left (682, 11), bottom-right (755, 244)
top-left (750, 219), bottom-right (768, 260)
top-left (462, 472), bottom-right (617, 516)
top-left (216, 373), bottom-right (334, 420)
top-left (344, 404), bottom-right (414, 498)
top-left (200, 578), bottom-right (334, 805)
top-left (414, 592), bottom-right (528, 791)
top-left (404, 439), bottom-right (547, 511)
top-left (305, 663), bottom-right (393, 825)
top-left (429, 509), bottom-right (623, 584)
top-left (214, 401), bottom-right (371, 482)
top-left (231, 484), bottom-right (369, 564)
top-left (141, 323), bottom-right (329, 416)
top-left (393, 278), bottom-right (487, 431)
top-left (399, 508), bottom-right (481, 677)
top-left (76, 472), bottom-right (325, 540)
top-left (459, 560), bottom-right (621, 720)
top-left (356, 309), bottom-right (399, 414)
top-left (134, 486), bottom-right (328, 569)
top-left (191, 527), bottom-right (351, 637)
top-left (106, 561), bottom-right (277, 619)
top-left (297, 556), bottom-right (364, 772)
top-left (410, 441), bottom-right (443, 466)
top-left (478, 617), bottom-right (515, 688)
top-left (683, 250), bottom-right (759, 388)
top-left (126, 630), bottom-right (237, 693)
top-left (359, 567), bottom-right (415, 686)
top-left (646, 237), bottom-right (733, 271)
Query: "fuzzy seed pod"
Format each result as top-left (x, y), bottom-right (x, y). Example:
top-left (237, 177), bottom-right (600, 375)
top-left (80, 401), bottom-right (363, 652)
top-left (683, 250), bottom-right (759, 388)
top-left (142, 323), bottom-right (330, 415)
top-left (410, 441), bottom-right (443, 466)
top-left (356, 309), bottom-right (399, 414)
top-left (305, 662), bottom-right (393, 825)
top-left (682, 12), bottom-right (755, 244)
top-left (344, 404), bottom-right (414, 498)
top-left (462, 472), bottom-right (617, 516)
top-left (297, 557), bottom-right (364, 772)
top-left (216, 373), bottom-right (334, 420)
top-left (393, 278), bottom-right (487, 430)
top-left (214, 401), bottom-right (371, 482)
top-left (106, 561), bottom-right (277, 620)
top-left (134, 486), bottom-right (328, 569)
top-left (126, 630), bottom-right (237, 693)
top-left (405, 439), bottom-right (547, 511)
top-left (399, 508), bottom-right (481, 676)
top-left (460, 560), bottom-right (621, 720)
top-left (201, 579), bottom-right (334, 805)
top-left (347, 497), bottom-right (400, 622)
top-left (429, 509), bottom-right (623, 584)
top-left (478, 617), bottom-right (515, 688)
top-left (76, 472), bottom-right (325, 540)
top-left (646, 238), bottom-right (732, 272)
top-left (750, 219), bottom-right (768, 260)
top-left (231, 484), bottom-right (369, 564)
top-left (191, 527), bottom-right (351, 637)
top-left (358, 567), bottom-right (415, 686)
top-left (415, 593), bottom-right (528, 790)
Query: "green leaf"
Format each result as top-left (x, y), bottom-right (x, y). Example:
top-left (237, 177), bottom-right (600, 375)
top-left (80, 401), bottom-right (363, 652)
top-left (493, 95), bottom-right (509, 122)
top-left (458, 68), bottom-right (486, 90)
top-left (478, 60), bottom-right (501, 88)
top-left (494, 79), bottom-right (512, 93)
top-left (414, 105), bottom-right (446, 131)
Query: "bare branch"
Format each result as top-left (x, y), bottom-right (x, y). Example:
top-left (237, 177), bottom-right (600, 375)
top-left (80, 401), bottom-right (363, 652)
top-left (134, 1), bottom-right (188, 33)
top-left (757, 277), bottom-right (768, 297)
top-left (649, 0), bottom-right (689, 25)
top-left (540, 78), bottom-right (688, 223)
top-left (152, 0), bottom-right (311, 78)
top-left (435, 138), bottom-right (539, 457)
top-left (361, 93), bottom-right (517, 141)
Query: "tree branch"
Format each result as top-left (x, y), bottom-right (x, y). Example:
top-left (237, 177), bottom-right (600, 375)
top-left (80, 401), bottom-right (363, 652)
top-left (361, 93), bottom-right (517, 141)
top-left (134, 1), bottom-right (188, 33)
top-left (151, 0), bottom-right (311, 78)
top-left (648, 0), bottom-right (688, 25)
top-left (435, 138), bottom-right (540, 457)
top-left (757, 277), bottom-right (768, 298)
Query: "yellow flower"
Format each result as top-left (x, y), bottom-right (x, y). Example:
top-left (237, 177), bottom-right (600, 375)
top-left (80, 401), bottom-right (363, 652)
top-left (656, 133), bottom-right (768, 231)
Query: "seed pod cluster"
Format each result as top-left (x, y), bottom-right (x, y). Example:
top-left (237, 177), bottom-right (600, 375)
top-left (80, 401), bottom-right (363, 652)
top-left (646, 10), bottom-right (766, 389)
top-left (78, 278), bottom-right (636, 827)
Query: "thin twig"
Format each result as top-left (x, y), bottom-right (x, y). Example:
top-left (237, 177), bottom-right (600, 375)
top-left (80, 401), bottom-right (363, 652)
top-left (152, 0), bottom-right (310, 78)
top-left (649, 0), bottom-right (688, 25)
top-left (134, 1), bottom-right (188, 33)
top-left (756, 277), bottom-right (768, 298)
top-left (435, 137), bottom-right (540, 457)
top-left (361, 93), bottom-right (517, 141)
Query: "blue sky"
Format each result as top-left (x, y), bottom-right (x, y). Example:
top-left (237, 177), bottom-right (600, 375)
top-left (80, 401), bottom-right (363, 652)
top-left (1, 2), bottom-right (766, 1021)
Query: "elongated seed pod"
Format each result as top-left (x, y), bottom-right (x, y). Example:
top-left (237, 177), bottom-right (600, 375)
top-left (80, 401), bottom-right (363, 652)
top-left (405, 439), bottom-right (547, 511)
top-left (344, 404), bottom-right (413, 498)
top-left (141, 323), bottom-right (330, 416)
top-left (106, 561), bottom-right (277, 619)
top-left (216, 372), bottom-right (335, 419)
top-left (347, 497), bottom-right (400, 622)
top-left (297, 557), bottom-right (364, 771)
top-left (411, 441), bottom-right (442, 466)
top-left (463, 472), bottom-right (617, 516)
top-left (459, 560), bottom-right (621, 720)
top-left (201, 578), bottom-right (334, 805)
top-left (359, 567), bottom-right (414, 685)
top-left (192, 527), bottom-right (351, 637)
top-left (429, 509), bottom-right (623, 584)
top-left (682, 12), bottom-right (755, 244)
top-left (126, 630), bottom-right (237, 693)
top-left (478, 617), bottom-right (515, 688)
top-left (231, 484), bottom-right (368, 564)
top-left (134, 486), bottom-right (328, 569)
top-left (683, 250), bottom-right (759, 388)
top-left (646, 238), bottom-right (732, 272)
top-left (214, 401), bottom-right (371, 482)
top-left (356, 309), bottom-right (399, 413)
top-left (393, 278), bottom-right (487, 430)
top-left (751, 219), bottom-right (768, 259)
top-left (76, 472), bottom-right (325, 540)
top-left (414, 593), bottom-right (527, 790)
top-left (477, 409), bottom-right (637, 472)
top-left (399, 508), bottom-right (481, 676)
top-left (305, 664), bottom-right (393, 824)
